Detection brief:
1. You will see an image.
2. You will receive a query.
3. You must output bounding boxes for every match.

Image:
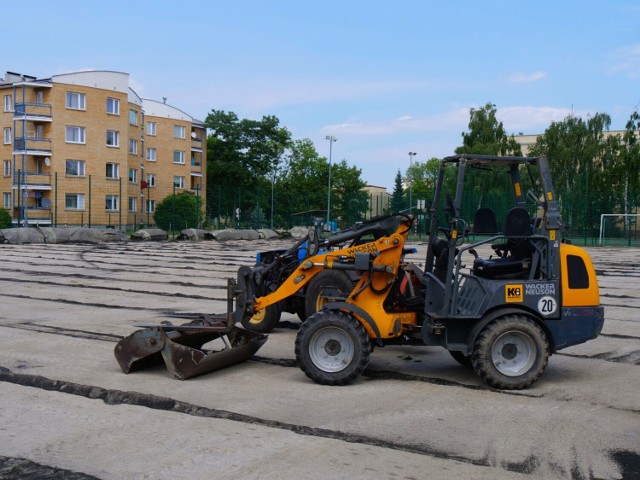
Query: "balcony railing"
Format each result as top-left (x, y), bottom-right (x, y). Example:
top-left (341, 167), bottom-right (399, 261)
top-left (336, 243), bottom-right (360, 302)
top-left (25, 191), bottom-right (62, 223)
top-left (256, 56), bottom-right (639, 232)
top-left (13, 102), bottom-right (52, 119)
top-left (14, 136), bottom-right (52, 153)
top-left (13, 171), bottom-right (52, 188)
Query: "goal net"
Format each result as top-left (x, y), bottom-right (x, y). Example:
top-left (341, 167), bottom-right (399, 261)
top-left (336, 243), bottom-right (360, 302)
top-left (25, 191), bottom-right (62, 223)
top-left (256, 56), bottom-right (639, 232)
top-left (598, 214), bottom-right (640, 246)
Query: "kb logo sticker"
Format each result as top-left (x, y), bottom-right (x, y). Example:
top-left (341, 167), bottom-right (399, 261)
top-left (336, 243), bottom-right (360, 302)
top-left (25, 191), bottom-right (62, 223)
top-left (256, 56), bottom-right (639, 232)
top-left (505, 284), bottom-right (524, 303)
top-left (538, 296), bottom-right (557, 316)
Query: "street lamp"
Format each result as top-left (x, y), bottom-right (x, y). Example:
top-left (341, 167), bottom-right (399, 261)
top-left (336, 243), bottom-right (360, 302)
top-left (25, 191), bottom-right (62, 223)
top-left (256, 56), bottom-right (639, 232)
top-left (326, 135), bottom-right (337, 227)
top-left (408, 152), bottom-right (417, 211)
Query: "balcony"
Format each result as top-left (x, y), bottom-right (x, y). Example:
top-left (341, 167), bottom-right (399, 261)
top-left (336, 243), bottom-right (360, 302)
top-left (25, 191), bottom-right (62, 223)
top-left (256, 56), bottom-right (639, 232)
top-left (12, 171), bottom-right (52, 190)
top-left (191, 136), bottom-right (203, 153)
top-left (13, 136), bottom-right (52, 156)
top-left (13, 102), bottom-right (53, 122)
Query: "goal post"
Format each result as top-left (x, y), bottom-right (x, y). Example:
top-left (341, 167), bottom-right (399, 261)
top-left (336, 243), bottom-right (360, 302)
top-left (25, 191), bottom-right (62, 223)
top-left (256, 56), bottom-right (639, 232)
top-left (599, 214), bottom-right (640, 246)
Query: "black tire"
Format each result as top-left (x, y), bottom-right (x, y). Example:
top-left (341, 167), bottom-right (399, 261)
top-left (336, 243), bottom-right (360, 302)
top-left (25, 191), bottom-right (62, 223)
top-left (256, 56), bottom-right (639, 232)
top-left (472, 315), bottom-right (549, 390)
top-left (295, 310), bottom-right (370, 385)
top-left (449, 350), bottom-right (473, 369)
top-left (241, 302), bottom-right (282, 333)
top-left (304, 270), bottom-right (355, 317)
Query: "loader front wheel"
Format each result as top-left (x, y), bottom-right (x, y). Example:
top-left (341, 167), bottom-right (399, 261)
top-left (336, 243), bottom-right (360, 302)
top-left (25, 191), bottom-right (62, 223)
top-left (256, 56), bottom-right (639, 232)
top-left (242, 302), bottom-right (282, 333)
top-left (472, 315), bottom-right (549, 390)
top-left (295, 310), bottom-right (370, 385)
top-left (304, 270), bottom-right (355, 317)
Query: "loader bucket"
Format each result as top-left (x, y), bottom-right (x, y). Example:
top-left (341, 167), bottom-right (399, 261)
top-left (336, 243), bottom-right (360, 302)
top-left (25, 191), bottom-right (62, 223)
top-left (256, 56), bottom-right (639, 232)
top-left (114, 321), bottom-right (267, 380)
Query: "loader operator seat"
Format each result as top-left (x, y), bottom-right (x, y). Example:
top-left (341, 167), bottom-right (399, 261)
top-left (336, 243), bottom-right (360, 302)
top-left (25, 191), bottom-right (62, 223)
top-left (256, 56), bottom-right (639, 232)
top-left (471, 207), bottom-right (498, 235)
top-left (473, 207), bottom-right (533, 279)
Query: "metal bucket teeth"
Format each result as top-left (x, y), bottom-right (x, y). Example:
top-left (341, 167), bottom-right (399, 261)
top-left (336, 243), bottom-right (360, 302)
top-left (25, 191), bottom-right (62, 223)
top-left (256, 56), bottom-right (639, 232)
top-left (114, 324), bottom-right (267, 380)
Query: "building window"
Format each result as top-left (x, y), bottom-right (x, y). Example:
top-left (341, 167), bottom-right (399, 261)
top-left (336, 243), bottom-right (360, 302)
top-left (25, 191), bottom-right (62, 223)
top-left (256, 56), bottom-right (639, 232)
top-left (65, 160), bottom-right (85, 177)
top-left (129, 138), bottom-right (138, 155)
top-left (146, 199), bottom-right (156, 213)
top-left (3, 95), bottom-right (11, 112)
top-left (128, 196), bottom-right (137, 212)
top-left (173, 151), bottom-right (185, 164)
top-left (106, 98), bottom-right (120, 115)
top-left (36, 91), bottom-right (43, 104)
top-left (4, 128), bottom-right (11, 145)
top-left (129, 110), bottom-right (138, 126)
top-left (173, 176), bottom-right (184, 189)
top-left (106, 163), bottom-right (119, 179)
top-left (146, 173), bottom-right (156, 188)
top-left (66, 92), bottom-right (86, 110)
top-left (3, 160), bottom-right (11, 177)
top-left (65, 193), bottom-right (85, 210)
top-left (65, 126), bottom-right (86, 144)
top-left (174, 125), bottom-right (186, 139)
top-left (146, 122), bottom-right (156, 136)
top-left (146, 147), bottom-right (156, 161)
top-left (106, 195), bottom-right (119, 211)
top-left (128, 168), bottom-right (137, 184)
top-left (106, 130), bottom-right (119, 147)
top-left (3, 192), bottom-right (10, 209)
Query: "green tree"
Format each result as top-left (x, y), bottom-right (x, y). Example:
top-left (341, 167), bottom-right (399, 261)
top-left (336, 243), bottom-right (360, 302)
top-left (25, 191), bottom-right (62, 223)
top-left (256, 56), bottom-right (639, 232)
top-left (455, 102), bottom-right (523, 156)
top-left (250, 202), bottom-right (267, 229)
top-left (406, 158), bottom-right (441, 208)
top-left (390, 169), bottom-right (405, 213)
top-left (154, 192), bottom-right (202, 231)
top-left (205, 110), bottom-right (292, 219)
top-left (329, 160), bottom-right (368, 225)
top-left (0, 208), bottom-right (11, 228)
top-left (528, 112), bottom-right (616, 237)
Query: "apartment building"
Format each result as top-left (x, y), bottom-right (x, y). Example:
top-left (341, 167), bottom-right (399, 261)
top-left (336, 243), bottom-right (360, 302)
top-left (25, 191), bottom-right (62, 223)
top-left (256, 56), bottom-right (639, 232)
top-left (0, 70), bottom-right (206, 228)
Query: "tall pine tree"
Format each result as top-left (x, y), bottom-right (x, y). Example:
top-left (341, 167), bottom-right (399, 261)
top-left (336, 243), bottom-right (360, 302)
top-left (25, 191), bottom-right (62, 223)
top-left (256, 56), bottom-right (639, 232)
top-left (390, 169), bottom-right (405, 213)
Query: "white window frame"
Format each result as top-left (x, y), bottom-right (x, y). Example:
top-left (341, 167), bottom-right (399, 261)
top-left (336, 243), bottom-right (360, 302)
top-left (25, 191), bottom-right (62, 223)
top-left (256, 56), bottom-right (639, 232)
top-left (3, 128), bottom-right (11, 145)
top-left (174, 125), bottom-right (186, 139)
top-left (3, 95), bottom-right (11, 112)
top-left (128, 196), bottom-right (137, 212)
top-left (3, 192), bottom-right (11, 209)
top-left (173, 176), bottom-right (185, 189)
top-left (106, 97), bottom-right (120, 115)
top-left (129, 138), bottom-right (138, 155)
top-left (3, 160), bottom-right (11, 177)
top-left (146, 173), bottom-right (156, 188)
top-left (146, 199), bottom-right (156, 213)
top-left (129, 110), bottom-right (138, 126)
top-left (106, 195), bottom-right (119, 212)
top-left (106, 130), bottom-right (119, 147)
top-left (128, 168), bottom-right (138, 184)
top-left (65, 159), bottom-right (85, 177)
top-left (106, 163), bottom-right (119, 179)
top-left (146, 122), bottom-right (156, 136)
top-left (146, 147), bottom-right (156, 161)
top-left (66, 92), bottom-right (86, 110)
top-left (65, 126), bottom-right (86, 144)
top-left (65, 193), bottom-right (85, 210)
top-left (173, 150), bottom-right (185, 164)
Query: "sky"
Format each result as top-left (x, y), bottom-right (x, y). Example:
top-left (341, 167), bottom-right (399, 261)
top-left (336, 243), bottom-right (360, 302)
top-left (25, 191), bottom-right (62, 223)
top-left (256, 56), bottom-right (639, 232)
top-left (3, 0), bottom-right (639, 190)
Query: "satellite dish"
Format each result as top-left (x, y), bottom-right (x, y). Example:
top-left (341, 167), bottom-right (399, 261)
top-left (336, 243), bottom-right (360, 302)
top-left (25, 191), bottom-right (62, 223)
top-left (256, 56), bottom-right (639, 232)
top-left (44, 157), bottom-right (51, 166)
top-left (191, 132), bottom-right (197, 139)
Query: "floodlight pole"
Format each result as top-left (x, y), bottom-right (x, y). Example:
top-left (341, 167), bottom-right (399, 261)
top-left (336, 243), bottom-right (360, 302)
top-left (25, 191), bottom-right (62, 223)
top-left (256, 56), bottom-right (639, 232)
top-left (326, 135), bottom-right (337, 227)
top-left (408, 152), bottom-right (417, 211)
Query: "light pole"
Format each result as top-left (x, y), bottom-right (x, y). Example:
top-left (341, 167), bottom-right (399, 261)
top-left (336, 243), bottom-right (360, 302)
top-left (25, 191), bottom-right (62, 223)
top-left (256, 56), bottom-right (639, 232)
top-left (326, 135), bottom-right (337, 227)
top-left (408, 152), bottom-right (417, 211)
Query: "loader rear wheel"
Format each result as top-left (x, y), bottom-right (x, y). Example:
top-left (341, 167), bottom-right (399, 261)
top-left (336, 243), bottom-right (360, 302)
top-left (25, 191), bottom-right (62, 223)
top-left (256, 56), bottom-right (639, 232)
top-left (242, 302), bottom-right (282, 333)
top-left (295, 310), bottom-right (370, 385)
top-left (472, 315), bottom-right (549, 390)
top-left (304, 270), bottom-right (355, 317)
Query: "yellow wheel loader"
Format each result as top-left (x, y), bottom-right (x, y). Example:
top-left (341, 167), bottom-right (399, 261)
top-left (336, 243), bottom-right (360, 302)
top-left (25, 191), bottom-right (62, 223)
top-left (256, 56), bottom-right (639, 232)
top-left (115, 154), bottom-right (603, 390)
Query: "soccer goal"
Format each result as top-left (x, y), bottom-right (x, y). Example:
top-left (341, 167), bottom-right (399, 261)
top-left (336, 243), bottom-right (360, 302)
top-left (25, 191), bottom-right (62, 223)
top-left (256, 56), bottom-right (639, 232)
top-left (598, 214), bottom-right (640, 246)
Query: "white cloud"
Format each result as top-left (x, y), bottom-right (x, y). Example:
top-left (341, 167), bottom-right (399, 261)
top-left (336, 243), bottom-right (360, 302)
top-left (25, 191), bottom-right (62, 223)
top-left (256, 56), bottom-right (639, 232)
top-left (498, 106), bottom-right (579, 132)
top-left (507, 71), bottom-right (548, 83)
top-left (608, 44), bottom-right (640, 79)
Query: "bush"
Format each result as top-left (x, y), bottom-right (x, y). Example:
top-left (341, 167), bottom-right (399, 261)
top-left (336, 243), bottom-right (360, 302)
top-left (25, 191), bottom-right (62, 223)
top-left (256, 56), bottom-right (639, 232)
top-left (154, 192), bottom-right (202, 231)
top-left (0, 208), bottom-right (11, 228)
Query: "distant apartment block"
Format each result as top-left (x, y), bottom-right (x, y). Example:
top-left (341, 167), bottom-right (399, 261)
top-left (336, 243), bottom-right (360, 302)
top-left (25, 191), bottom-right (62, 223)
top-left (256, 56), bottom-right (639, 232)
top-left (0, 70), bottom-right (206, 228)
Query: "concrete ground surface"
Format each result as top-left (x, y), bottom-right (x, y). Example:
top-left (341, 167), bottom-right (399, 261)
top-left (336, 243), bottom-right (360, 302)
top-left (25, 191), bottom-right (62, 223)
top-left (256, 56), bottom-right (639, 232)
top-left (0, 240), bottom-right (638, 479)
